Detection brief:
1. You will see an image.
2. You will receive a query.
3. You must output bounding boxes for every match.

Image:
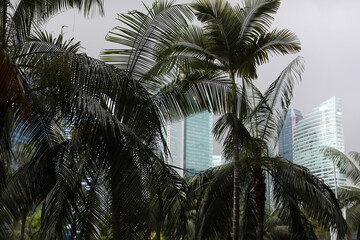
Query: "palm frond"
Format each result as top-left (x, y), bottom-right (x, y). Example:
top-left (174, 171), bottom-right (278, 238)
top-left (250, 29), bottom-right (301, 66)
top-left (321, 147), bottom-right (360, 186)
top-left (236, 0), bottom-right (280, 45)
top-left (8, 0), bottom-right (103, 49)
top-left (191, 0), bottom-right (240, 60)
top-left (155, 71), bottom-right (233, 122)
top-left (213, 113), bottom-right (253, 159)
top-left (252, 56), bottom-right (304, 147)
top-left (240, 184), bottom-right (258, 240)
top-left (268, 159), bottom-right (348, 238)
top-left (263, 210), bottom-right (291, 240)
top-left (101, 0), bottom-right (192, 80)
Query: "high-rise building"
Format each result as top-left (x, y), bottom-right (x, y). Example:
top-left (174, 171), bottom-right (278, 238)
top-left (167, 112), bottom-right (213, 176)
top-left (278, 108), bottom-right (303, 162)
top-left (293, 96), bottom-right (346, 189)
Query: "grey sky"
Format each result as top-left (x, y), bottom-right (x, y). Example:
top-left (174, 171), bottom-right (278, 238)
top-left (46, 0), bottom-right (360, 153)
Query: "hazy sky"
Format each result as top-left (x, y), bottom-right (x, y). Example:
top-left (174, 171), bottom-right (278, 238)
top-left (46, 0), bottom-right (360, 153)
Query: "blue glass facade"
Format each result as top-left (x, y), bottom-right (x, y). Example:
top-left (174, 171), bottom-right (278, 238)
top-left (278, 108), bottom-right (303, 162)
top-left (184, 112), bottom-right (213, 175)
top-left (167, 112), bottom-right (213, 176)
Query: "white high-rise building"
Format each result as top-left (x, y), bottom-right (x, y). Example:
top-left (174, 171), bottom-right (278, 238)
top-left (293, 96), bottom-right (346, 189)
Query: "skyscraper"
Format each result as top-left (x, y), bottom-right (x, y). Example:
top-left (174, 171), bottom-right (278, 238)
top-left (293, 96), bottom-right (346, 189)
top-left (167, 112), bottom-right (213, 176)
top-left (278, 108), bottom-right (303, 162)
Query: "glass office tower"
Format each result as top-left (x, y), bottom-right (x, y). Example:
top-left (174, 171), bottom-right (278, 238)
top-left (293, 96), bottom-right (346, 189)
top-left (167, 112), bottom-right (213, 176)
top-left (278, 108), bottom-right (303, 162)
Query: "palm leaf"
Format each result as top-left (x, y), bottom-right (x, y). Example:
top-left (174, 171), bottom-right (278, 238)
top-left (321, 147), bottom-right (360, 186)
top-left (252, 56), bottom-right (304, 147)
top-left (268, 159), bottom-right (348, 238)
top-left (236, 0), bottom-right (280, 45)
top-left (101, 0), bottom-right (192, 81)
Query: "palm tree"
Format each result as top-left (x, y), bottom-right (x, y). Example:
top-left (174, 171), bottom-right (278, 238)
top-left (0, 2), bottom-right (171, 237)
top-left (0, 0), bottom-right (105, 235)
top-left (0, 1), bottom-right (172, 238)
top-left (322, 147), bottom-right (360, 239)
top-left (0, 0), bottom-right (104, 195)
top-left (183, 155), bottom-right (347, 239)
top-left (158, 0), bottom-right (301, 239)
top-left (205, 57), bottom-right (347, 239)
top-left (100, 2), bottom-right (236, 238)
top-left (0, 1), bottom-right (219, 238)
top-left (0, 32), bottom-right (171, 238)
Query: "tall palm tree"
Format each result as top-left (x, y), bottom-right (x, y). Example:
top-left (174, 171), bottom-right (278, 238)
top-left (0, 4), bottom-right (170, 237)
top-left (0, 0), bottom-right (104, 192)
top-left (0, 32), bottom-right (169, 238)
top-left (159, 0), bottom-right (301, 239)
top-left (0, 0), bottom-right (105, 235)
top-left (210, 56), bottom-right (347, 240)
top-left (322, 147), bottom-right (360, 239)
top-left (101, 2), bottom-right (237, 238)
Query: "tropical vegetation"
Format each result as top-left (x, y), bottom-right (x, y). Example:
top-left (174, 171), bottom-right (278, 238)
top-left (0, 0), bottom-right (353, 239)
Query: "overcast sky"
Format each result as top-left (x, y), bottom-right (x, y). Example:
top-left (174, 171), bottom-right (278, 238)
top-left (46, 0), bottom-right (360, 153)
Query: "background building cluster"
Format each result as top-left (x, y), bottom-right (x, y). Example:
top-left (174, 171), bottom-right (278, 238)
top-left (167, 96), bottom-right (346, 189)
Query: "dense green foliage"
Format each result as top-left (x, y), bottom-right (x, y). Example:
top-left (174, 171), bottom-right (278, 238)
top-left (0, 0), bottom-right (356, 239)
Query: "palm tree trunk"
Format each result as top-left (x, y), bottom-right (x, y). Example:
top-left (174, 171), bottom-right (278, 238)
top-left (357, 224), bottom-right (360, 240)
top-left (232, 114), bottom-right (241, 240)
top-left (253, 167), bottom-right (266, 240)
top-left (20, 212), bottom-right (26, 240)
top-left (230, 71), bottom-right (241, 240)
